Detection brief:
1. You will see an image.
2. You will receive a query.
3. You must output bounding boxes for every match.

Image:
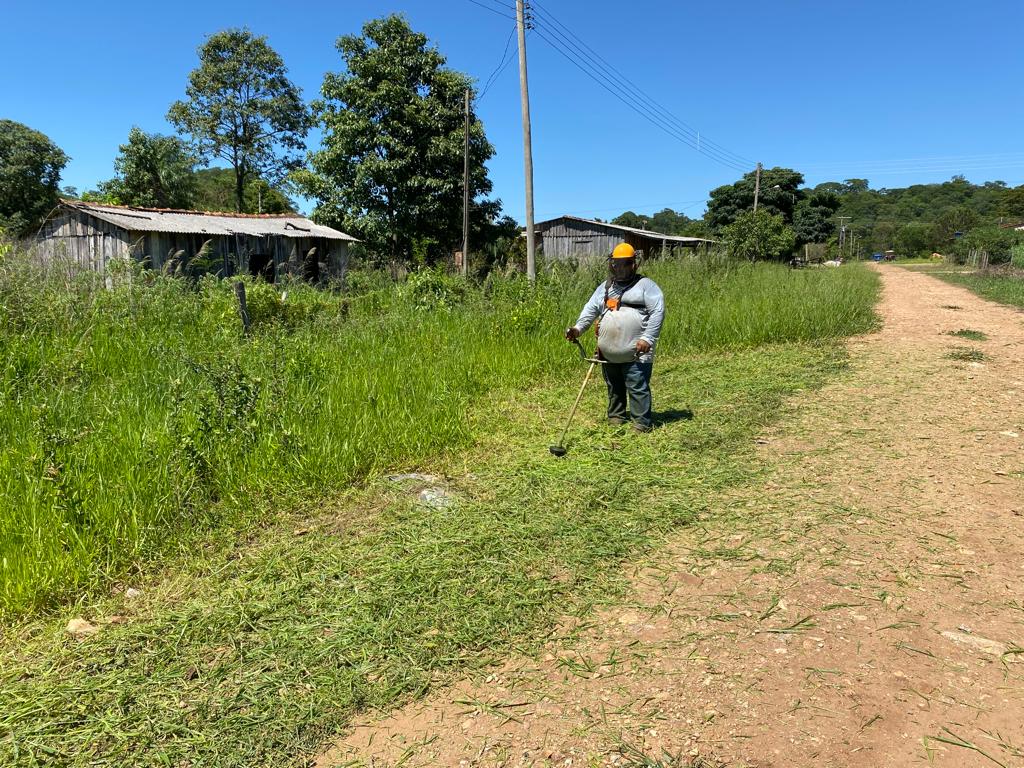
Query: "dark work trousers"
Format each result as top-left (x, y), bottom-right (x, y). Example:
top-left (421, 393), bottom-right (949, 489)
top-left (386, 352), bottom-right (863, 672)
top-left (602, 360), bottom-right (653, 429)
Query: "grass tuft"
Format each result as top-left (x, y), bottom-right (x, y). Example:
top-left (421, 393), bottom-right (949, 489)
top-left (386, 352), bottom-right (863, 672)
top-left (947, 328), bottom-right (988, 341)
top-left (946, 346), bottom-right (989, 362)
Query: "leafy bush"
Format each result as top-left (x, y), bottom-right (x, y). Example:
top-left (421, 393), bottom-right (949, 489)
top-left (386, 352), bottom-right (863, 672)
top-left (401, 267), bottom-right (469, 310)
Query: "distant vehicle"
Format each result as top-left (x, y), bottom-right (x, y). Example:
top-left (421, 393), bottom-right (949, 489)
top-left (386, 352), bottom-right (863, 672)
top-left (871, 252), bottom-right (884, 262)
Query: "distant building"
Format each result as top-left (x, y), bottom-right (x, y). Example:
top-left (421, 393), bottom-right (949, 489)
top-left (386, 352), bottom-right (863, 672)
top-left (34, 200), bottom-right (358, 281)
top-left (531, 216), bottom-right (713, 263)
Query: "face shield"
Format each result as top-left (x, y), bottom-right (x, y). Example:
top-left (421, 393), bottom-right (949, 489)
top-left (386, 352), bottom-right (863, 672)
top-left (609, 257), bottom-right (637, 282)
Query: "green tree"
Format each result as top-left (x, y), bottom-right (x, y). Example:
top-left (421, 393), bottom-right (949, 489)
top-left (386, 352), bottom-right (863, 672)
top-left (706, 167), bottom-right (804, 231)
top-left (97, 127), bottom-right (197, 208)
top-left (792, 191), bottom-right (841, 245)
top-left (296, 14), bottom-right (499, 264)
top-left (649, 207), bottom-right (696, 235)
top-left (931, 205), bottom-right (979, 245)
top-left (998, 185), bottom-right (1024, 218)
top-left (168, 28), bottom-right (310, 213)
top-left (192, 168), bottom-right (295, 213)
top-left (894, 222), bottom-right (934, 257)
top-left (0, 120), bottom-right (68, 236)
top-left (611, 211), bottom-right (643, 229)
top-left (722, 209), bottom-right (796, 261)
top-left (952, 225), bottom-right (1022, 264)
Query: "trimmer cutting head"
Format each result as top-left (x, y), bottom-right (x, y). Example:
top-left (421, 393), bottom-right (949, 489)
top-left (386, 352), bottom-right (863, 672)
top-left (548, 444), bottom-right (568, 457)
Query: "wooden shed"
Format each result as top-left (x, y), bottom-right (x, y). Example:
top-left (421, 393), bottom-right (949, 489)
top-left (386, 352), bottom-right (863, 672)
top-left (533, 216), bottom-right (713, 263)
top-left (34, 200), bottom-right (358, 281)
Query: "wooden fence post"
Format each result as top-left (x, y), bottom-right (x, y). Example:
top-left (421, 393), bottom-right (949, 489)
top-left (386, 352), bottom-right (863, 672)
top-left (234, 281), bottom-right (252, 336)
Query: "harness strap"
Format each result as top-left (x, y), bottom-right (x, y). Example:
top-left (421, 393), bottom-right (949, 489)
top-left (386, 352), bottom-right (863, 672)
top-left (604, 274), bottom-right (642, 310)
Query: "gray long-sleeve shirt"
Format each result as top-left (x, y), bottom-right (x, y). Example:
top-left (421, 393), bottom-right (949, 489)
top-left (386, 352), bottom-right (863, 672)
top-left (573, 276), bottom-right (665, 363)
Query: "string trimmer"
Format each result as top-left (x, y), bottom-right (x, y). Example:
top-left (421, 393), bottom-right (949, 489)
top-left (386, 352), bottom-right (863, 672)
top-left (549, 336), bottom-right (605, 457)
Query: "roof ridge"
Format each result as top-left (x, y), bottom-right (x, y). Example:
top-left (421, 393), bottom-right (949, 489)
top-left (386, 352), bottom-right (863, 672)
top-left (62, 198), bottom-right (300, 219)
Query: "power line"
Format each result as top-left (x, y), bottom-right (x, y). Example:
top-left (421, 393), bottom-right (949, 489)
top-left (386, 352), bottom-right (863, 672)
top-left (529, 0), bottom-right (753, 169)
top-left (528, 23), bottom-right (749, 172)
top-left (466, 0), bottom-right (516, 21)
top-left (802, 151), bottom-right (1024, 169)
top-left (529, 17), bottom-right (749, 170)
top-left (466, 0), bottom-right (752, 174)
top-left (478, 25), bottom-right (518, 101)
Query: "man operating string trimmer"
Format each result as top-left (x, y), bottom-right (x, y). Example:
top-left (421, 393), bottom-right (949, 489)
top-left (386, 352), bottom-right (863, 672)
top-left (565, 242), bottom-right (665, 433)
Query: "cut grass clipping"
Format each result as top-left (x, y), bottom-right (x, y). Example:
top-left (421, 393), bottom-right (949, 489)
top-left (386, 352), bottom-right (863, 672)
top-left (1, 344), bottom-right (860, 768)
top-left (947, 328), bottom-right (988, 341)
top-left (0, 258), bottom-right (880, 767)
top-left (946, 346), bottom-right (989, 362)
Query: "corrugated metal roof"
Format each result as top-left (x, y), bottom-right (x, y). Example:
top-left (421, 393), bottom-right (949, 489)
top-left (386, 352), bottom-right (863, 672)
top-left (534, 215), bottom-right (715, 244)
top-left (63, 200), bottom-right (358, 241)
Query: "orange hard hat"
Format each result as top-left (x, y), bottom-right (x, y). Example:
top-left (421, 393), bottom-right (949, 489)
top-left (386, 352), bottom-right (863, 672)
top-left (611, 243), bottom-right (635, 259)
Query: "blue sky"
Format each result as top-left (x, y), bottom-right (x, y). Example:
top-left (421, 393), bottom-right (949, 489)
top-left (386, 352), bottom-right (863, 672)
top-left (3, 0), bottom-right (1023, 222)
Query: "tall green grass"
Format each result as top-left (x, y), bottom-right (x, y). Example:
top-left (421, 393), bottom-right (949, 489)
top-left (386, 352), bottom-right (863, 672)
top-left (0, 254), bottom-right (878, 617)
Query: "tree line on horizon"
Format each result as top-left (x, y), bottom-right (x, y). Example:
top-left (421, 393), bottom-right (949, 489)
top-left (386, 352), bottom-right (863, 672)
top-left (610, 170), bottom-right (1024, 262)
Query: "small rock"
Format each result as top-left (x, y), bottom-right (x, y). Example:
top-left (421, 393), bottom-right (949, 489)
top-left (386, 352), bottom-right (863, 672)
top-left (618, 613), bottom-right (640, 624)
top-left (941, 630), bottom-right (1006, 656)
top-left (999, 431), bottom-right (1019, 438)
top-left (460, 718), bottom-right (474, 730)
top-left (418, 487), bottom-right (453, 509)
top-left (124, 587), bottom-right (142, 600)
top-left (66, 618), bottom-right (97, 639)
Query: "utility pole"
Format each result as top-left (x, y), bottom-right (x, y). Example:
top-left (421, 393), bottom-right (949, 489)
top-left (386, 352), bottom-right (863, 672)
top-left (516, 0), bottom-right (536, 282)
top-left (462, 88), bottom-right (470, 277)
top-left (752, 162), bottom-right (762, 213)
top-left (836, 216), bottom-right (851, 258)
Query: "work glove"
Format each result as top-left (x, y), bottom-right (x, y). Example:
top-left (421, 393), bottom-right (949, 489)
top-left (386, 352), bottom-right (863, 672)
top-left (565, 326), bottom-right (580, 341)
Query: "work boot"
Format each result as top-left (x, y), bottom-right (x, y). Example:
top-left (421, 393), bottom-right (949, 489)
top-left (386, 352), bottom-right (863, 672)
top-left (632, 422), bottom-right (653, 433)
top-left (608, 416), bottom-right (627, 426)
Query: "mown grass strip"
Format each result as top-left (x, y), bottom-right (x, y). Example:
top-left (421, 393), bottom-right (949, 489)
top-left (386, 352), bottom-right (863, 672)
top-left (0, 339), bottom-right (866, 767)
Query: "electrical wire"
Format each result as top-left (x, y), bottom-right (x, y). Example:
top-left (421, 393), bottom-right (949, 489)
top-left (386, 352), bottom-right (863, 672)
top-left (478, 25), bottom-right (518, 101)
top-left (466, 0), bottom-right (516, 21)
top-left (529, 0), bottom-right (754, 169)
top-left (466, 0), bottom-right (753, 173)
top-left (529, 24), bottom-right (748, 172)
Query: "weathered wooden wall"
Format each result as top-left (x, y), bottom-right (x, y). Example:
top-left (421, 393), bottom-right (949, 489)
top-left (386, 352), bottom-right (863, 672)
top-left (538, 219), bottom-right (700, 263)
top-left (33, 209), bottom-right (348, 281)
top-left (34, 209), bottom-right (134, 272)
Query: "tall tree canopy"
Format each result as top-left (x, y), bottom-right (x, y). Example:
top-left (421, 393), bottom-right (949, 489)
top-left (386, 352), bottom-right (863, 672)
top-left (168, 29), bottom-right (310, 213)
top-left (706, 167), bottom-right (804, 231)
top-left (192, 168), bottom-right (295, 214)
top-left (722, 209), bottom-right (796, 262)
top-left (0, 120), bottom-right (68, 237)
top-left (98, 127), bottom-right (197, 209)
top-left (612, 208), bottom-right (706, 237)
top-left (296, 14), bottom-right (499, 264)
top-left (792, 191), bottom-right (841, 245)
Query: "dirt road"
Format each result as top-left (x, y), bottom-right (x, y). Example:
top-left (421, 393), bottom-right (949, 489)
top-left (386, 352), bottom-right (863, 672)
top-left (318, 265), bottom-right (1024, 768)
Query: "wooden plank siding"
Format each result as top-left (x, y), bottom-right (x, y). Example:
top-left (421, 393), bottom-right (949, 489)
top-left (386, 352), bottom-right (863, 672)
top-left (34, 209), bottom-right (133, 272)
top-left (537, 218), bottom-right (703, 263)
top-left (33, 208), bottom-right (348, 282)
